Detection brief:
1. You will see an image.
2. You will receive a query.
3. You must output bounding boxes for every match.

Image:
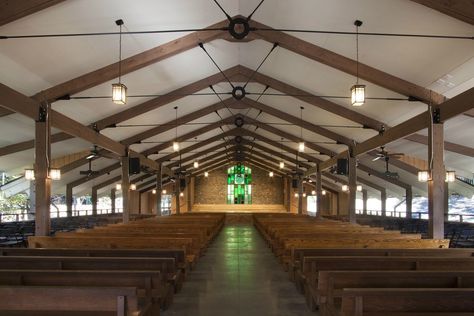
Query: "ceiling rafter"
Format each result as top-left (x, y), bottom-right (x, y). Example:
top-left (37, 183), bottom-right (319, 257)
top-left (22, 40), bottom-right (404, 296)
top-left (0, 0), bottom-right (66, 27)
top-left (250, 21), bottom-right (446, 105)
top-left (410, 0), bottom-right (474, 25)
top-left (306, 87), bottom-right (474, 175)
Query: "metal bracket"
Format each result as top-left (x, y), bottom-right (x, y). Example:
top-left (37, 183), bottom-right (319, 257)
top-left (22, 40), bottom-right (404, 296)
top-left (433, 108), bottom-right (441, 124)
top-left (37, 105), bottom-right (47, 122)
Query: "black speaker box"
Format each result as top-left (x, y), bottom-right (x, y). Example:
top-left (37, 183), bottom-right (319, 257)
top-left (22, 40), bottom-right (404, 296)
top-left (336, 158), bottom-right (348, 175)
top-left (179, 178), bottom-right (186, 190)
top-left (129, 157), bottom-right (141, 174)
top-left (292, 179), bottom-right (298, 188)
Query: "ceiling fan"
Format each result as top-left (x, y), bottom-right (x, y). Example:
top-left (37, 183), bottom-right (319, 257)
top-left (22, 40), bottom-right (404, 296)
top-left (85, 145), bottom-right (117, 160)
top-left (372, 146), bottom-right (404, 161)
top-left (79, 159), bottom-right (100, 177)
top-left (382, 155), bottom-right (400, 179)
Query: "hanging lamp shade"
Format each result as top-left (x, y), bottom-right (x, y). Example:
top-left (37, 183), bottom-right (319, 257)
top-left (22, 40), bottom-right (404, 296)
top-left (162, 189), bottom-right (167, 194)
top-left (115, 183), bottom-right (122, 191)
top-left (356, 185), bottom-right (362, 192)
top-left (298, 142), bottom-right (305, 152)
top-left (49, 168), bottom-right (61, 180)
top-left (279, 161), bottom-right (285, 169)
top-left (445, 170), bottom-right (456, 183)
top-left (418, 170), bottom-right (430, 182)
top-left (342, 185), bottom-right (349, 192)
top-left (322, 190), bottom-right (327, 195)
top-left (152, 189), bottom-right (156, 194)
top-left (204, 171), bottom-right (209, 177)
top-left (351, 84), bottom-right (365, 106)
top-left (24, 169), bottom-right (35, 181)
top-left (112, 83), bottom-right (127, 104)
top-left (193, 161), bottom-right (199, 168)
top-left (130, 183), bottom-right (137, 191)
top-left (269, 171), bottom-right (274, 177)
top-left (173, 141), bottom-right (180, 152)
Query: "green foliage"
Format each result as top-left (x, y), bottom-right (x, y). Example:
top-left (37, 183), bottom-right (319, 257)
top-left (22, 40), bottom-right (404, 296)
top-left (0, 193), bottom-right (28, 213)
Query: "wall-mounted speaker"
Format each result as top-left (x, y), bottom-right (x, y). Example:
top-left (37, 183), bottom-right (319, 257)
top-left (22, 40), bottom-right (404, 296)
top-left (292, 179), bottom-right (298, 188)
top-left (336, 158), bottom-right (348, 175)
top-left (129, 157), bottom-right (141, 174)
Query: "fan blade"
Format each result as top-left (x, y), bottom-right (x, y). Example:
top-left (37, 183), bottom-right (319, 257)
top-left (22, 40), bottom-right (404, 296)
top-left (388, 153), bottom-right (404, 157)
top-left (372, 156), bottom-right (382, 161)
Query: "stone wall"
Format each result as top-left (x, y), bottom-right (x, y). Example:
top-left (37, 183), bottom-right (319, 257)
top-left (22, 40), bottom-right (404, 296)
top-left (194, 165), bottom-right (284, 205)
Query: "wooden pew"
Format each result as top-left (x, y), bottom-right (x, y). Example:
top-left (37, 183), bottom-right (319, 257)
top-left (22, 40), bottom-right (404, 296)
top-left (303, 256), bottom-right (474, 309)
top-left (338, 288), bottom-right (474, 316)
top-left (290, 248), bottom-right (474, 286)
top-left (279, 238), bottom-right (450, 261)
top-left (0, 285), bottom-right (152, 315)
top-left (28, 236), bottom-right (198, 266)
top-left (0, 269), bottom-right (162, 313)
top-left (317, 270), bottom-right (474, 315)
top-left (0, 256), bottom-right (176, 309)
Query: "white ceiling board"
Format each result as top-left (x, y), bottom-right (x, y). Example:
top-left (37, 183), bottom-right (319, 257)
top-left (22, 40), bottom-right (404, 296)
top-left (0, 114), bottom-right (35, 146)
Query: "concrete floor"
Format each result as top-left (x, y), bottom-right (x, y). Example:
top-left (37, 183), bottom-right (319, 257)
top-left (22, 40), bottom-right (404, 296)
top-left (162, 225), bottom-right (316, 316)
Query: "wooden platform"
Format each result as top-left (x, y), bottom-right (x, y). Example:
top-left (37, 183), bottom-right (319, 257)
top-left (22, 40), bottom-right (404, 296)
top-left (192, 204), bottom-right (287, 213)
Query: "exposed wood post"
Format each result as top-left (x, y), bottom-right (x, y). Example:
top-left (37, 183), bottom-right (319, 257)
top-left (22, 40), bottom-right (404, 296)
top-left (175, 179), bottom-right (181, 215)
top-left (186, 176), bottom-right (192, 212)
top-left (381, 189), bottom-right (387, 216)
top-left (406, 187), bottom-right (413, 218)
top-left (111, 188), bottom-right (116, 214)
top-left (121, 156), bottom-right (130, 223)
top-left (362, 189), bottom-right (368, 215)
top-left (297, 177), bottom-right (303, 215)
top-left (66, 184), bottom-right (73, 217)
top-left (348, 154), bottom-right (357, 223)
top-left (156, 165), bottom-right (162, 216)
top-left (91, 188), bottom-right (98, 216)
top-left (28, 180), bottom-right (36, 221)
top-left (34, 102), bottom-right (51, 236)
top-left (286, 177), bottom-right (291, 212)
top-left (428, 122), bottom-right (446, 239)
top-left (316, 165), bottom-right (323, 218)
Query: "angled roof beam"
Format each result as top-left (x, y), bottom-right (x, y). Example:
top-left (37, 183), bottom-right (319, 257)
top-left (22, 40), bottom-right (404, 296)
top-left (323, 172), bottom-right (386, 194)
top-left (0, 0), bottom-right (66, 27)
top-left (156, 128), bottom-right (239, 163)
top-left (410, 0), bottom-right (474, 25)
top-left (250, 22), bottom-right (446, 105)
top-left (0, 82), bottom-right (163, 172)
top-left (241, 98), bottom-right (354, 145)
top-left (241, 141), bottom-right (312, 169)
top-left (306, 87), bottom-right (474, 175)
top-left (357, 163), bottom-right (411, 190)
top-left (142, 116), bottom-right (236, 157)
top-left (239, 67), bottom-right (473, 158)
top-left (179, 146), bottom-right (236, 171)
top-left (165, 141), bottom-right (234, 169)
top-left (0, 68), bottom-right (244, 157)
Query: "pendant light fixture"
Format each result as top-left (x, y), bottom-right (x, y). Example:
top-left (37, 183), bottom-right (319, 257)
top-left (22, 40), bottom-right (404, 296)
top-left (322, 190), bottom-right (327, 196)
top-left (193, 161), bottom-right (199, 169)
top-left (204, 171), bottom-right (209, 177)
top-left (115, 183), bottom-right (122, 191)
top-left (279, 137), bottom-right (285, 169)
top-left (269, 171), bottom-right (274, 177)
top-left (298, 106), bottom-right (305, 152)
top-left (173, 106), bottom-right (179, 152)
top-left (351, 20), bottom-right (365, 107)
top-left (130, 183), bottom-right (137, 191)
top-left (112, 19), bottom-right (127, 105)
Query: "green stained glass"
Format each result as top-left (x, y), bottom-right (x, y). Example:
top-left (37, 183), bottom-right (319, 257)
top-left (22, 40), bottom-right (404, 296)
top-left (227, 164), bottom-right (252, 205)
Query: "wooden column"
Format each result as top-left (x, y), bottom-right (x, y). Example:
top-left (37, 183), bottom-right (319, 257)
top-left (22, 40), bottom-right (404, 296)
top-left (286, 177), bottom-right (291, 212)
top-left (428, 122), bottom-right (446, 239)
top-left (348, 155), bottom-right (357, 223)
top-left (91, 188), bottom-right (97, 216)
top-left (66, 184), bottom-right (73, 217)
top-left (362, 189), bottom-right (368, 215)
top-left (111, 188), bottom-right (116, 214)
top-left (316, 166), bottom-right (323, 218)
top-left (28, 180), bottom-right (36, 221)
top-left (121, 156), bottom-right (130, 223)
top-left (406, 187), bottom-right (412, 218)
top-left (381, 189), bottom-right (387, 216)
top-left (175, 181), bottom-right (181, 215)
top-left (186, 176), bottom-right (192, 212)
top-left (156, 166), bottom-right (162, 216)
top-left (297, 178), bottom-right (303, 215)
top-left (34, 103), bottom-right (51, 236)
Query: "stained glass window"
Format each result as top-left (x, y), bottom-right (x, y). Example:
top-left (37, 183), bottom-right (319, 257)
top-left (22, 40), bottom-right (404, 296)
top-left (227, 164), bottom-right (252, 204)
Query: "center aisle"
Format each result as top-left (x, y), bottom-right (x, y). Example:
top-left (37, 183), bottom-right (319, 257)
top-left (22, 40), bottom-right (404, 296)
top-left (162, 224), bottom-right (316, 316)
